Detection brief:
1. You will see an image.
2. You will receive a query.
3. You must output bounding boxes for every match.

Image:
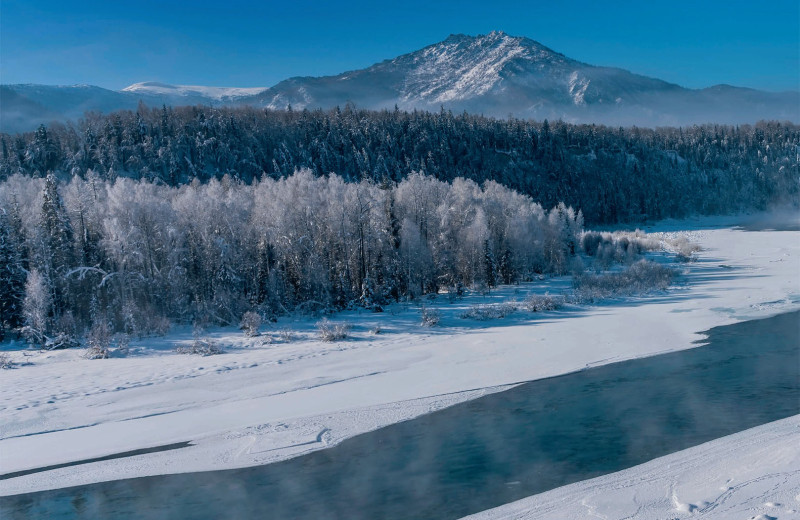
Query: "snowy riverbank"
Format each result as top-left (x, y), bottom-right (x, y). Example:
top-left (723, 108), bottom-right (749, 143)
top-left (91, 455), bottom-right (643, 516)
top-left (464, 415), bottom-right (800, 520)
top-left (1, 214), bottom-right (798, 504)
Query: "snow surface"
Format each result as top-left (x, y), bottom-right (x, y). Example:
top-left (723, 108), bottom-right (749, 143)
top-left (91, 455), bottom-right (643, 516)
top-left (463, 415), bottom-right (800, 520)
top-left (1, 214), bottom-right (798, 510)
top-left (121, 82), bottom-right (268, 100)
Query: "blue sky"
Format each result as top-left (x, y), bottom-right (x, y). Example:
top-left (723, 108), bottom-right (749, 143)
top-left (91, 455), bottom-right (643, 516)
top-left (1, 0), bottom-right (798, 91)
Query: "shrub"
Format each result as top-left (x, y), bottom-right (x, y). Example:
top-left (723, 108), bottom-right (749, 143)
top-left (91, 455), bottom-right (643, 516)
top-left (460, 302), bottom-right (517, 320)
top-left (573, 260), bottom-right (675, 302)
top-left (240, 311), bottom-right (262, 337)
top-left (85, 321), bottom-right (112, 360)
top-left (176, 337), bottom-right (222, 356)
top-left (316, 318), bottom-right (351, 342)
top-left (44, 332), bottom-right (80, 350)
top-left (0, 353), bottom-right (13, 369)
top-left (420, 306), bottom-right (441, 327)
top-left (581, 230), bottom-right (661, 265)
top-left (670, 236), bottom-right (701, 262)
top-left (114, 333), bottom-right (131, 357)
top-left (278, 328), bottom-right (296, 343)
top-left (580, 231), bottom-right (605, 256)
top-left (523, 293), bottom-right (566, 312)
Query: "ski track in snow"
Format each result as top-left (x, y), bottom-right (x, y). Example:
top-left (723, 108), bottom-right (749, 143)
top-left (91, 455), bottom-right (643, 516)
top-left (0, 213), bottom-right (798, 519)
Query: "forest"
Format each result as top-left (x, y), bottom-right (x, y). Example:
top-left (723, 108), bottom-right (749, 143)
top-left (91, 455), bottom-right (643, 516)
top-left (1, 105), bottom-right (798, 225)
top-left (1, 105), bottom-right (798, 344)
top-left (0, 170), bottom-right (583, 343)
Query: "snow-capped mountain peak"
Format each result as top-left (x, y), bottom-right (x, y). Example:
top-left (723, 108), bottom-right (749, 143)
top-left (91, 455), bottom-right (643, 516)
top-left (387, 32), bottom-right (579, 104)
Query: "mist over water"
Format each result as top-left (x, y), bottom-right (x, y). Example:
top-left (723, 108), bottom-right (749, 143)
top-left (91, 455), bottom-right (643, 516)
top-left (736, 208), bottom-right (800, 231)
top-left (3, 311), bottom-right (798, 520)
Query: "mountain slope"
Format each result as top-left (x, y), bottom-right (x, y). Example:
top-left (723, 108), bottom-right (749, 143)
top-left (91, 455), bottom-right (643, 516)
top-left (2, 31), bottom-right (797, 133)
top-left (258, 31), bottom-right (797, 126)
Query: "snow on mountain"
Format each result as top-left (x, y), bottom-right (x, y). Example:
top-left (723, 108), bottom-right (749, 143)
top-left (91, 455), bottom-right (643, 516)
top-left (400, 31), bottom-right (542, 103)
top-left (121, 81), bottom-right (268, 101)
top-left (254, 31), bottom-right (799, 126)
top-left (2, 31), bottom-right (798, 133)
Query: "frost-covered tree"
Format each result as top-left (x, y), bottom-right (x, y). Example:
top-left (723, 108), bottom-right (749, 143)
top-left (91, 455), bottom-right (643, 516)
top-left (21, 269), bottom-right (51, 346)
top-left (0, 169), bottom-right (616, 336)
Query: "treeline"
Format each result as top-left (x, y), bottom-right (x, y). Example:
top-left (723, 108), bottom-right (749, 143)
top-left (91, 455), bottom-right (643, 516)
top-left (0, 171), bottom-right (582, 342)
top-left (1, 105), bottom-right (798, 224)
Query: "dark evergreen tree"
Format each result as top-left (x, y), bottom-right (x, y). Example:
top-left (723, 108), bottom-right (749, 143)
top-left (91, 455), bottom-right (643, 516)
top-left (0, 209), bottom-right (26, 338)
top-left (40, 173), bottom-right (75, 317)
top-left (483, 239), bottom-right (496, 287)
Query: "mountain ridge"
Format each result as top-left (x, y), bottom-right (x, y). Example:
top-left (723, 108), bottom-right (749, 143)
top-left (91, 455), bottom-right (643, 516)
top-left (2, 31), bottom-right (798, 133)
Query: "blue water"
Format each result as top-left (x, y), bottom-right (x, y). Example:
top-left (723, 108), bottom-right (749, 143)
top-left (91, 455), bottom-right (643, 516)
top-left (2, 311), bottom-right (798, 520)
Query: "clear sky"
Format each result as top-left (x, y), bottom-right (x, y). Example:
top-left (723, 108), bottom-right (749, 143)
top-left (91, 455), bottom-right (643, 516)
top-left (1, 0), bottom-right (798, 92)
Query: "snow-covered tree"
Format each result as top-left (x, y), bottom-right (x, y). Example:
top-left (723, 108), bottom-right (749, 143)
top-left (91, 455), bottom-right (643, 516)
top-left (21, 269), bottom-right (51, 346)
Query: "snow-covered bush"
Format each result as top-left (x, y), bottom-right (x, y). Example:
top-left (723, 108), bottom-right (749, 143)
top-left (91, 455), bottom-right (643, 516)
top-left (240, 311), bottom-right (262, 337)
top-left (45, 332), bottom-right (80, 351)
top-left (176, 338), bottom-right (222, 356)
top-left (0, 353), bottom-right (13, 369)
top-left (278, 328), bottom-right (296, 343)
top-left (316, 318), bottom-right (351, 342)
top-left (176, 325), bottom-right (223, 355)
top-left (581, 230), bottom-right (661, 266)
top-left (669, 236), bottom-right (701, 262)
top-left (573, 260), bottom-right (675, 302)
top-left (85, 321), bottom-right (112, 360)
top-left (523, 293), bottom-right (566, 312)
top-left (114, 333), bottom-right (130, 357)
top-left (460, 302), bottom-right (517, 320)
top-left (580, 231), bottom-right (604, 257)
top-left (420, 306), bottom-right (441, 327)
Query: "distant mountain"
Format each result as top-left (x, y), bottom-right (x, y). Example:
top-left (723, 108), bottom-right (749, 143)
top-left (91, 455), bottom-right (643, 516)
top-left (120, 81), bottom-right (269, 101)
top-left (2, 31), bottom-right (798, 133)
